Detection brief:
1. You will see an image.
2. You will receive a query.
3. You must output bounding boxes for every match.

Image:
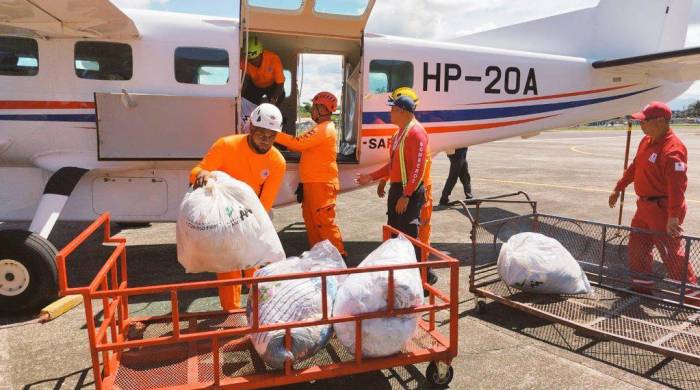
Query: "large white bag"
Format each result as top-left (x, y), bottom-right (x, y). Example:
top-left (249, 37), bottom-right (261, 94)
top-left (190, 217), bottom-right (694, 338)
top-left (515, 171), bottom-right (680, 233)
top-left (333, 235), bottom-right (424, 358)
top-left (247, 240), bottom-right (346, 369)
top-left (176, 171), bottom-right (285, 273)
top-left (498, 232), bottom-right (591, 294)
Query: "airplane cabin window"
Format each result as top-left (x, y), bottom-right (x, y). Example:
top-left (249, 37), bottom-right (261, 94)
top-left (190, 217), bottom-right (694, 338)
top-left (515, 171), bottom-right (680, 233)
top-left (247, 0), bottom-right (302, 11)
top-left (368, 60), bottom-right (413, 94)
top-left (0, 37), bottom-right (39, 76)
top-left (75, 42), bottom-right (133, 80)
top-left (174, 47), bottom-right (229, 85)
top-left (314, 0), bottom-right (370, 16)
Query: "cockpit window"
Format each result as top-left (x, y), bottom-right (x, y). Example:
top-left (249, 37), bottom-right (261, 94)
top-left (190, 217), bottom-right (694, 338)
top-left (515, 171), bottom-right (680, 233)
top-left (314, 0), bottom-right (370, 16)
top-left (248, 0), bottom-right (302, 11)
top-left (369, 60), bottom-right (413, 94)
top-left (75, 42), bottom-right (132, 81)
top-left (0, 37), bottom-right (38, 76)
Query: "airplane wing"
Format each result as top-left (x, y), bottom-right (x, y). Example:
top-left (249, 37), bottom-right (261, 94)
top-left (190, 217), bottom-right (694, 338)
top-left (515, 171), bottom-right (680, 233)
top-left (592, 46), bottom-right (700, 83)
top-left (0, 0), bottom-right (138, 39)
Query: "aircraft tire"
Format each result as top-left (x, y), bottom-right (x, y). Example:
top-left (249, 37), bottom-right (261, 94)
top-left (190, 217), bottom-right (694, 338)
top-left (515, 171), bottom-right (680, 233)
top-left (0, 230), bottom-right (58, 315)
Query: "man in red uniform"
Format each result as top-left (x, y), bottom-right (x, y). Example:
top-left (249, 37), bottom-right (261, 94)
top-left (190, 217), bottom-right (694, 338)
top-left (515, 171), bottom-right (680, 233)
top-left (377, 136), bottom-right (433, 247)
top-left (356, 87), bottom-right (437, 284)
top-left (609, 101), bottom-right (696, 293)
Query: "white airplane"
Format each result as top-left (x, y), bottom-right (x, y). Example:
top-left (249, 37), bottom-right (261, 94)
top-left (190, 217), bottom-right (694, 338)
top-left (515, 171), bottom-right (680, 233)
top-left (1, 0), bottom-right (700, 314)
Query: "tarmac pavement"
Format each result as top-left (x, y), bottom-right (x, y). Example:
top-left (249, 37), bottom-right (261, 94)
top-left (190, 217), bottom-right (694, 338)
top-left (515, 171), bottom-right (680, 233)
top-left (3, 128), bottom-right (700, 389)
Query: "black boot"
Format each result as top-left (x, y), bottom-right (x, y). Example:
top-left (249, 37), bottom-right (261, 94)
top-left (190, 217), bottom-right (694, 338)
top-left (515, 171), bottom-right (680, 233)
top-left (427, 268), bottom-right (438, 285)
top-left (423, 269), bottom-right (439, 297)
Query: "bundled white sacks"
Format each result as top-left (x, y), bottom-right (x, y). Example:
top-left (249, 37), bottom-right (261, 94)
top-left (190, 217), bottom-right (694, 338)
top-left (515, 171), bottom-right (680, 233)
top-left (333, 235), bottom-right (424, 358)
top-left (247, 240), bottom-right (346, 369)
top-left (498, 232), bottom-right (591, 294)
top-left (176, 171), bottom-right (285, 273)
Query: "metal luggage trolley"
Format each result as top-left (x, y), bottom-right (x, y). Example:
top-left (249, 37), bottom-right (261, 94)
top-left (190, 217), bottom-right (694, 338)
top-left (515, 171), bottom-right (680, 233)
top-left (56, 213), bottom-right (459, 389)
top-left (461, 192), bottom-right (700, 365)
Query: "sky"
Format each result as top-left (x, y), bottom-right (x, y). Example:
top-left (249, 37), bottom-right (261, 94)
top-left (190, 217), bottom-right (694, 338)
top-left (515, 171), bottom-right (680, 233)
top-left (112, 0), bottom-right (700, 109)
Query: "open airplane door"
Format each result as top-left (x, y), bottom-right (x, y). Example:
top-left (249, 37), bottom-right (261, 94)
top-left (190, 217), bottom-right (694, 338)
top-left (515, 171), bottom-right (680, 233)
top-left (239, 0), bottom-right (376, 162)
top-left (239, 0), bottom-right (376, 40)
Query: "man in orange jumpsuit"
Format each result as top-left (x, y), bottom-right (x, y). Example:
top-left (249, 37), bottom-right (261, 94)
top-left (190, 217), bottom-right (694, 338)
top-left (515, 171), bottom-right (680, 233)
top-left (609, 101), bottom-right (696, 295)
top-left (275, 92), bottom-right (347, 257)
top-left (190, 103), bottom-right (286, 310)
top-left (241, 35), bottom-right (285, 107)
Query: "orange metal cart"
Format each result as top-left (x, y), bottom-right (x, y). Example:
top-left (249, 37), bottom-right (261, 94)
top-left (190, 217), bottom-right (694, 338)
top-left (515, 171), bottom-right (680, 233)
top-left (463, 192), bottom-right (700, 365)
top-left (56, 213), bottom-right (459, 389)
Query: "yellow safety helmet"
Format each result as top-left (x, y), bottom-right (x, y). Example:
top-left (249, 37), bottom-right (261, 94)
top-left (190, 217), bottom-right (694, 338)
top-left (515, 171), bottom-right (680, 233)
top-left (387, 87), bottom-right (419, 113)
top-left (246, 35), bottom-right (263, 59)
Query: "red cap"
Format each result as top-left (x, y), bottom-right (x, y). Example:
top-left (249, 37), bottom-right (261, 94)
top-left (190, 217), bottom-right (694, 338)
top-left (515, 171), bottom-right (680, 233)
top-left (630, 101), bottom-right (672, 121)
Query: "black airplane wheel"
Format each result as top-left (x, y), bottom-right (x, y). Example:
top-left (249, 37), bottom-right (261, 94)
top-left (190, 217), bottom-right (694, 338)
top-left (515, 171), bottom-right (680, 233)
top-left (0, 230), bottom-right (58, 315)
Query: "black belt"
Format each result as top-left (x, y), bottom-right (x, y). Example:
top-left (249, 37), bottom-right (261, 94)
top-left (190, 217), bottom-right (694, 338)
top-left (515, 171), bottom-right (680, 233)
top-left (640, 195), bottom-right (667, 202)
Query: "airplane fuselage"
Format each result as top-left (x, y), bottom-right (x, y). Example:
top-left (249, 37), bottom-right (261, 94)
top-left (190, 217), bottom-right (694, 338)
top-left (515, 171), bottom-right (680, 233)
top-left (0, 9), bottom-right (691, 222)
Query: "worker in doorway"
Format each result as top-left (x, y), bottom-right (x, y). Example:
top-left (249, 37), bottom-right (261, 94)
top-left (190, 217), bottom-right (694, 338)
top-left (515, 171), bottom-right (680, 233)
top-left (608, 101), bottom-right (697, 294)
top-left (275, 92), bottom-right (347, 257)
top-left (356, 87), bottom-right (437, 284)
top-left (439, 147), bottom-right (472, 206)
top-left (190, 103), bottom-right (286, 310)
top-left (241, 35), bottom-right (285, 108)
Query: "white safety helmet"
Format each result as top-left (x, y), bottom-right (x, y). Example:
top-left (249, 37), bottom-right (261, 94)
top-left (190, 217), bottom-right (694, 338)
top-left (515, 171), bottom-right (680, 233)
top-left (249, 103), bottom-right (283, 132)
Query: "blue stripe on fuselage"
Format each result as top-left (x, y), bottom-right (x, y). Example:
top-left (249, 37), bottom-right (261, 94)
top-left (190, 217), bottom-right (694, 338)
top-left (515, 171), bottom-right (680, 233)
top-left (363, 86), bottom-right (659, 124)
top-left (0, 114), bottom-right (96, 122)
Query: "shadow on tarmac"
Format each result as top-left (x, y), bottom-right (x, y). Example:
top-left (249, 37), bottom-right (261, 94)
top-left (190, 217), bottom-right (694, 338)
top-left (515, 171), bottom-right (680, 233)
top-left (8, 207), bottom-right (700, 389)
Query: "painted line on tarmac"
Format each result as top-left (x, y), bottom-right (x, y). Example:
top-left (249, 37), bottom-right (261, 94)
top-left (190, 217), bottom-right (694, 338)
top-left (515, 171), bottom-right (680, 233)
top-left (473, 177), bottom-right (700, 204)
top-left (569, 145), bottom-right (620, 158)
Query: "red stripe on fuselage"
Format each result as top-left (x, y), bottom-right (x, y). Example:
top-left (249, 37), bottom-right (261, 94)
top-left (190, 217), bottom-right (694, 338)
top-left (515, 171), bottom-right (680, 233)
top-left (0, 101), bottom-right (95, 109)
top-left (463, 84), bottom-right (637, 106)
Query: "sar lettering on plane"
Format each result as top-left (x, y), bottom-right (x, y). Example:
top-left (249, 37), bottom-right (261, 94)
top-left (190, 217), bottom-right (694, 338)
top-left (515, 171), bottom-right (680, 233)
top-left (423, 62), bottom-right (538, 95)
top-left (367, 138), bottom-right (389, 149)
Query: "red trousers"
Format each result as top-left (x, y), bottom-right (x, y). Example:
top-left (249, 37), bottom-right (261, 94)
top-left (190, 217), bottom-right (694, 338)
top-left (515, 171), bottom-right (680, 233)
top-left (303, 182), bottom-right (346, 256)
top-left (628, 199), bottom-right (696, 286)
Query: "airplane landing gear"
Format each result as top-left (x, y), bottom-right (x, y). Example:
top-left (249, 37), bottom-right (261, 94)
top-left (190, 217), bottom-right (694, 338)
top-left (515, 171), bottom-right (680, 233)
top-left (0, 230), bottom-right (58, 315)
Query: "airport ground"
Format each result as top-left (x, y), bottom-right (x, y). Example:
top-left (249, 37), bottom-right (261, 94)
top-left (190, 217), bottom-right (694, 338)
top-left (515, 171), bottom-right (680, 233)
top-left (3, 127), bottom-right (700, 389)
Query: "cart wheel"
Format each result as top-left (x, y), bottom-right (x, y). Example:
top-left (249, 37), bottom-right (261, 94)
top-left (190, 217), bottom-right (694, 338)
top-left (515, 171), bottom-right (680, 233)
top-left (0, 230), bottom-right (58, 315)
top-left (476, 300), bottom-right (487, 315)
top-left (426, 361), bottom-right (453, 388)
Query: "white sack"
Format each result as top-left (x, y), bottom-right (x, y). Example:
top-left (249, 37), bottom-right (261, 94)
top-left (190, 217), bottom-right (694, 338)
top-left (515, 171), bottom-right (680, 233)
top-left (333, 235), bottom-right (424, 358)
top-left (240, 98), bottom-right (257, 133)
top-left (247, 241), bottom-right (346, 369)
top-left (176, 171), bottom-right (285, 273)
top-left (498, 232), bottom-right (591, 294)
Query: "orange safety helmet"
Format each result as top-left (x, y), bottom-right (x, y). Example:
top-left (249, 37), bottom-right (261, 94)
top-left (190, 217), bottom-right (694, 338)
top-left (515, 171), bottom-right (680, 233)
top-left (312, 91), bottom-right (338, 113)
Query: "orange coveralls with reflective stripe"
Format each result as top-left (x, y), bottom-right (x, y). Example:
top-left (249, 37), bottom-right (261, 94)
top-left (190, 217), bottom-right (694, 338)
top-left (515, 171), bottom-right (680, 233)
top-left (377, 128), bottom-right (433, 246)
top-left (190, 134), bottom-right (286, 310)
top-left (276, 121), bottom-right (346, 256)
